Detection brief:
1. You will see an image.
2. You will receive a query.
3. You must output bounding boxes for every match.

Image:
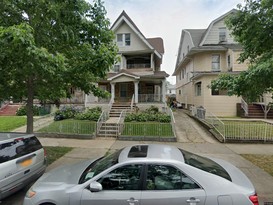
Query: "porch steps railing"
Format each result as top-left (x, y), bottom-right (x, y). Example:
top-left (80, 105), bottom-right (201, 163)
top-left (97, 101), bottom-right (131, 137)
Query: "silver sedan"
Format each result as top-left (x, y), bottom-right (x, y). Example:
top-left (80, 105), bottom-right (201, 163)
top-left (23, 144), bottom-right (259, 205)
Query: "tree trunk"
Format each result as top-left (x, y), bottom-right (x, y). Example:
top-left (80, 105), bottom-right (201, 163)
top-left (26, 77), bottom-right (34, 134)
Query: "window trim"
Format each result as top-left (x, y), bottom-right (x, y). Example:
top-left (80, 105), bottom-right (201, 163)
top-left (116, 33), bottom-right (131, 46)
top-left (212, 54), bottom-right (221, 71)
top-left (195, 82), bottom-right (202, 96)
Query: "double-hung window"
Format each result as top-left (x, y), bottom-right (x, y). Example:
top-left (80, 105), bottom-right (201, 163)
top-left (212, 54), bottom-right (220, 71)
top-left (116, 33), bottom-right (131, 46)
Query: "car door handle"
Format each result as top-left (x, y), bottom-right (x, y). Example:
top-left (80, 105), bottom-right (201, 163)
top-left (186, 197), bottom-right (200, 204)
top-left (127, 197), bottom-right (139, 205)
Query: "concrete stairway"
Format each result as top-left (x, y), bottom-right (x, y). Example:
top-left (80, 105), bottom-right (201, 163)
top-left (238, 103), bottom-right (273, 119)
top-left (97, 103), bottom-right (133, 137)
top-left (0, 104), bottom-right (21, 116)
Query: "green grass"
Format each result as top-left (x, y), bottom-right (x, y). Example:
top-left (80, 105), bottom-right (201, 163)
top-left (0, 116), bottom-right (26, 131)
top-left (241, 154), bottom-right (273, 177)
top-left (122, 122), bottom-right (174, 137)
top-left (45, 146), bottom-right (73, 165)
top-left (223, 121), bottom-right (273, 140)
top-left (39, 119), bottom-right (96, 134)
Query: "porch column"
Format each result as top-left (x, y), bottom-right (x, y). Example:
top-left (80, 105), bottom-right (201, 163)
top-left (161, 79), bottom-right (166, 103)
top-left (151, 53), bottom-right (154, 70)
top-left (134, 81), bottom-right (139, 103)
top-left (110, 82), bottom-right (115, 102)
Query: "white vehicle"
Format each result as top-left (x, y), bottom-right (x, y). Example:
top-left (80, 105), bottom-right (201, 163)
top-left (0, 133), bottom-right (47, 199)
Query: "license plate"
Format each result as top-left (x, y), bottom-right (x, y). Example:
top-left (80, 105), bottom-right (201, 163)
top-left (20, 159), bottom-right (32, 167)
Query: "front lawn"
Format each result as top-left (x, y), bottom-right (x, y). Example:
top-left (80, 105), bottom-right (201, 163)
top-left (241, 154), bottom-right (273, 177)
top-left (39, 119), bottom-right (96, 134)
top-left (0, 116), bottom-right (26, 131)
top-left (222, 120), bottom-right (273, 141)
top-left (45, 146), bottom-right (73, 165)
top-left (122, 122), bottom-right (174, 137)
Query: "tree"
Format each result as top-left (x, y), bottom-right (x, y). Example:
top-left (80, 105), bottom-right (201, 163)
top-left (0, 0), bottom-right (118, 133)
top-left (211, 0), bottom-right (273, 118)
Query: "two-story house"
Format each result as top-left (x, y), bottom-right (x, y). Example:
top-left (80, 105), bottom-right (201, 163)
top-left (84, 11), bottom-right (169, 110)
top-left (173, 9), bottom-right (248, 117)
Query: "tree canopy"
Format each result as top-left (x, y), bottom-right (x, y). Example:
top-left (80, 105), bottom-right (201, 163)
top-left (0, 0), bottom-right (118, 133)
top-left (211, 0), bottom-right (273, 102)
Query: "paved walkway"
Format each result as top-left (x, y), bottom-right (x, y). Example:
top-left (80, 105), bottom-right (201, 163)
top-left (11, 110), bottom-right (273, 204)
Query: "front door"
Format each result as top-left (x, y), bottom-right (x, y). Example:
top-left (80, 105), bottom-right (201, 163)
top-left (120, 83), bottom-right (129, 101)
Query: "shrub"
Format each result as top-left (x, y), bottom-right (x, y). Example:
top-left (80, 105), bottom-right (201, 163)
top-left (74, 107), bottom-right (102, 121)
top-left (145, 105), bottom-right (159, 114)
top-left (125, 112), bottom-right (171, 123)
top-left (54, 106), bottom-right (81, 121)
top-left (16, 105), bottom-right (40, 116)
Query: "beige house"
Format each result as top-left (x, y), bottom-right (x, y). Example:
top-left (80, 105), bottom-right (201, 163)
top-left (173, 9), bottom-right (248, 117)
top-left (83, 11), bottom-right (169, 110)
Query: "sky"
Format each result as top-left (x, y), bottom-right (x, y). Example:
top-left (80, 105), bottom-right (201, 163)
top-left (100, 0), bottom-right (245, 84)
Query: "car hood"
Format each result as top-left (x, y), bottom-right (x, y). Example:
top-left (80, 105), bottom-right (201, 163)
top-left (35, 159), bottom-right (96, 185)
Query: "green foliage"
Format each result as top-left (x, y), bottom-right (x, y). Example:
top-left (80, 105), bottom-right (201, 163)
top-left (0, 0), bottom-right (118, 133)
top-left (145, 105), bottom-right (159, 114)
top-left (16, 105), bottom-right (39, 116)
top-left (54, 106), bottom-right (81, 120)
top-left (55, 106), bottom-right (102, 121)
top-left (211, 1), bottom-right (273, 102)
top-left (74, 107), bottom-right (102, 121)
top-left (125, 106), bottom-right (171, 123)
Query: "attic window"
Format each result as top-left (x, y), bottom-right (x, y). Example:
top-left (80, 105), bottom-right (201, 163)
top-left (128, 145), bottom-right (148, 158)
top-left (117, 33), bottom-right (131, 46)
top-left (219, 27), bottom-right (226, 42)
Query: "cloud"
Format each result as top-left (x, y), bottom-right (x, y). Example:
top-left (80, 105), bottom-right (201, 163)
top-left (99, 0), bottom-right (244, 84)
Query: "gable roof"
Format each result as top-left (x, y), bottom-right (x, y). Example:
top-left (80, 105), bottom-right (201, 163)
top-left (147, 37), bottom-right (164, 54)
top-left (199, 9), bottom-right (237, 46)
top-left (111, 11), bottom-right (163, 58)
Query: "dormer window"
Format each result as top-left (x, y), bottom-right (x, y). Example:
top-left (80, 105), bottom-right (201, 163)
top-left (117, 33), bottom-right (131, 46)
top-left (219, 27), bottom-right (227, 42)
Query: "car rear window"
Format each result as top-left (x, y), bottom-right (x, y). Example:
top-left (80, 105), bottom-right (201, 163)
top-left (180, 149), bottom-right (231, 181)
top-left (0, 136), bottom-right (43, 163)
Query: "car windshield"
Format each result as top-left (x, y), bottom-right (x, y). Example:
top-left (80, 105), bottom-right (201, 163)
top-left (180, 149), bottom-right (231, 181)
top-left (79, 149), bottom-right (123, 184)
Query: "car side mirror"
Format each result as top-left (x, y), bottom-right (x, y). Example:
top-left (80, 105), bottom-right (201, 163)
top-left (89, 181), bottom-right (102, 192)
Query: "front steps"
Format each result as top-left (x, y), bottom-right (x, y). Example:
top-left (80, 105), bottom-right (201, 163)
top-left (97, 103), bottom-right (134, 137)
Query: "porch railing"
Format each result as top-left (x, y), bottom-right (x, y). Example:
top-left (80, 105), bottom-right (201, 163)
top-left (138, 94), bottom-right (162, 103)
top-left (204, 111), bottom-right (226, 142)
top-left (241, 98), bottom-right (249, 116)
top-left (127, 63), bottom-right (151, 69)
top-left (117, 110), bottom-right (127, 137)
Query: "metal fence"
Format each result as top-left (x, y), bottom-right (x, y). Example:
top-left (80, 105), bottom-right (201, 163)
top-left (38, 120), bottom-right (96, 135)
top-left (194, 107), bottom-right (273, 142)
top-left (121, 122), bottom-right (174, 138)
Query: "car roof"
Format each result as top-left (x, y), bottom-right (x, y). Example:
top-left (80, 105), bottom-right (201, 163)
top-left (118, 144), bottom-right (185, 163)
top-left (0, 133), bottom-right (34, 142)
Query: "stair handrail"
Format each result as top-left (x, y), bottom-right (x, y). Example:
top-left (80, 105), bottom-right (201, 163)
top-left (241, 98), bottom-right (249, 116)
top-left (96, 98), bottom-right (113, 136)
top-left (117, 110), bottom-right (127, 138)
top-left (130, 94), bottom-right (134, 111)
